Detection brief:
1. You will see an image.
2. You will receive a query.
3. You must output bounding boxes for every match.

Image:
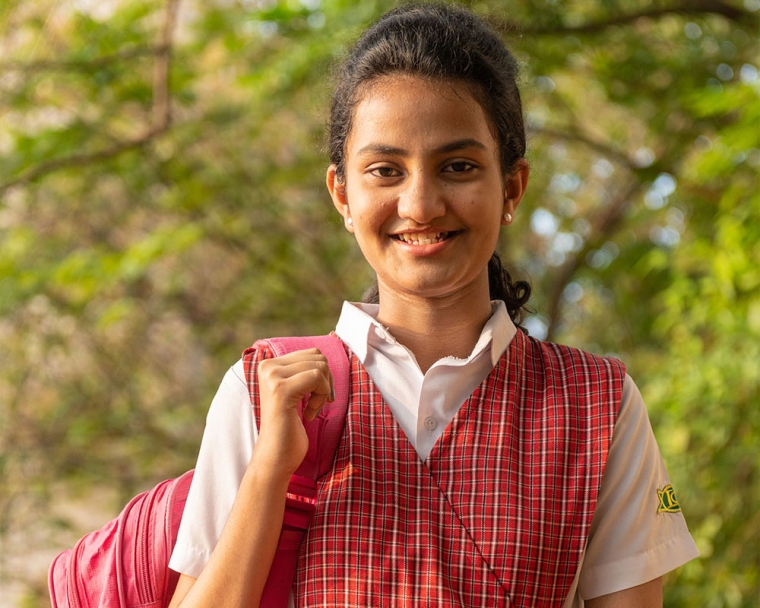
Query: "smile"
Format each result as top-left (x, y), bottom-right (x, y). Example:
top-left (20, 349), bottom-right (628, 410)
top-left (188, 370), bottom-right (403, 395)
top-left (392, 231), bottom-right (456, 245)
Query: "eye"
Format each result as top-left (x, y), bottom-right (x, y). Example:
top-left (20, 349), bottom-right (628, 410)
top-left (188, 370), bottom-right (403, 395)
top-left (369, 166), bottom-right (402, 178)
top-left (443, 161), bottom-right (475, 173)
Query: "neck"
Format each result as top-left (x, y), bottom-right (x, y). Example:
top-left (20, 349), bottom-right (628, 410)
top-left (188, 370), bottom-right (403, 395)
top-left (375, 282), bottom-right (493, 374)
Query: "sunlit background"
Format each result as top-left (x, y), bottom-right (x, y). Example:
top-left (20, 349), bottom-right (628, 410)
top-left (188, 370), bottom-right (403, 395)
top-left (0, 0), bottom-right (758, 605)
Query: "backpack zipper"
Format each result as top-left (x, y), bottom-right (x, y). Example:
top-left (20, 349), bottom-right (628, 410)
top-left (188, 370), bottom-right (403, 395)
top-left (136, 483), bottom-right (161, 605)
top-left (67, 541), bottom-right (83, 608)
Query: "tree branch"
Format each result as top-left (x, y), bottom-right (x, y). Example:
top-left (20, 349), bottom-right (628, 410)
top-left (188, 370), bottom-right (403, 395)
top-left (0, 45), bottom-right (166, 74)
top-left (545, 179), bottom-right (644, 342)
top-left (152, 0), bottom-right (180, 132)
top-left (494, 0), bottom-right (756, 36)
top-left (0, 130), bottom-right (163, 196)
top-left (0, 0), bottom-right (181, 197)
top-left (530, 125), bottom-right (637, 170)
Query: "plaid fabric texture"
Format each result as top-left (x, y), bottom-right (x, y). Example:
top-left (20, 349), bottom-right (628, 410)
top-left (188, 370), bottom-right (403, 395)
top-left (246, 331), bottom-right (624, 607)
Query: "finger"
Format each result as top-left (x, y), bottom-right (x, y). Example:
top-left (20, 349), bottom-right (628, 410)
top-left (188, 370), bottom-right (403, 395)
top-left (328, 366), bottom-right (335, 403)
top-left (258, 356), bottom-right (330, 385)
top-left (303, 397), bottom-right (324, 423)
top-left (257, 351), bottom-right (334, 423)
top-left (265, 347), bottom-right (326, 364)
top-left (287, 349), bottom-right (334, 402)
top-left (302, 381), bottom-right (333, 422)
top-left (283, 348), bottom-right (333, 402)
top-left (258, 364), bottom-right (331, 414)
top-left (301, 364), bottom-right (333, 417)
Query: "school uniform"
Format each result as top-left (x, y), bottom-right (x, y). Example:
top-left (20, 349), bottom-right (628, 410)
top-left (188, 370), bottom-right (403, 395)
top-left (170, 302), bottom-right (698, 605)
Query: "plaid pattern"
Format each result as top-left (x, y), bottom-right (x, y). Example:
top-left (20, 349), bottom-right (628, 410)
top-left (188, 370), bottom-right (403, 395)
top-left (247, 332), bottom-right (624, 607)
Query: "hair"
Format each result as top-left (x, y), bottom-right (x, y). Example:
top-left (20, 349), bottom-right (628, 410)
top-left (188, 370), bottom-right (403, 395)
top-left (330, 2), bottom-right (532, 329)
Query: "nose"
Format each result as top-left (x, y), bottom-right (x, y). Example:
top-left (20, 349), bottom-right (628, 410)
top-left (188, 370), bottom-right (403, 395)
top-left (397, 170), bottom-right (446, 224)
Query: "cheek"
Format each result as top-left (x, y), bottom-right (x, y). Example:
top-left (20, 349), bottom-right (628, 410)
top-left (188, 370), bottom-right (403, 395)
top-left (347, 188), bottom-right (396, 228)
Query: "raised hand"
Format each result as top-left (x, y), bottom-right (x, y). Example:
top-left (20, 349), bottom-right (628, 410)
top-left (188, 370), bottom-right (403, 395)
top-left (253, 348), bottom-right (334, 478)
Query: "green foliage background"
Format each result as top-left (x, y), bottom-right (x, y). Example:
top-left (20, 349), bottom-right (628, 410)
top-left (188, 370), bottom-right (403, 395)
top-left (0, 0), bottom-right (758, 605)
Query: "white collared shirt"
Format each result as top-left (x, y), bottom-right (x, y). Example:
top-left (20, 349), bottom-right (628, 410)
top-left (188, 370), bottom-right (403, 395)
top-left (335, 300), bottom-right (514, 461)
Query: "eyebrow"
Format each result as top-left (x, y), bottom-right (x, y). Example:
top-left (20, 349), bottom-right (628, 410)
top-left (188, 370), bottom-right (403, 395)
top-left (356, 138), bottom-right (488, 157)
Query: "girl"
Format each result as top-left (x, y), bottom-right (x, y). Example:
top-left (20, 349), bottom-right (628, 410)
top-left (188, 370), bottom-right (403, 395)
top-left (168, 4), bottom-right (698, 606)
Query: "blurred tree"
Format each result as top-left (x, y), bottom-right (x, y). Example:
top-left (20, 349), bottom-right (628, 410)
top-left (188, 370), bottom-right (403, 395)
top-left (0, 0), bottom-right (757, 605)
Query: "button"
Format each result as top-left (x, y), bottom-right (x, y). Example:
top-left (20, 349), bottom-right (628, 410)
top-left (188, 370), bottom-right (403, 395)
top-left (423, 416), bottom-right (438, 431)
top-left (374, 325), bottom-right (394, 342)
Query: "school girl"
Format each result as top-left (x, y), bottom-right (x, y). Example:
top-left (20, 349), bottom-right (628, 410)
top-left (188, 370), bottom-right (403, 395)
top-left (167, 4), bottom-right (699, 606)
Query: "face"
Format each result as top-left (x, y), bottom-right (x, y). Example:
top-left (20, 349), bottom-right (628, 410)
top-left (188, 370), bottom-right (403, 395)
top-left (327, 75), bottom-right (528, 305)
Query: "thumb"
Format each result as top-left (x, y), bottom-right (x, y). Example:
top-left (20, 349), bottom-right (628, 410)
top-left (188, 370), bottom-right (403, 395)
top-left (302, 389), bottom-right (330, 422)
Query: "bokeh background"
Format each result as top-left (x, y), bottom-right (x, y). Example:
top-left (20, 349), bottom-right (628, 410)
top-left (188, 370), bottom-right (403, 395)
top-left (0, 0), bottom-right (758, 605)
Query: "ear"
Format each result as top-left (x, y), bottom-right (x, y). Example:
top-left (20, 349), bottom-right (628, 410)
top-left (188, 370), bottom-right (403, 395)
top-left (327, 164), bottom-right (353, 232)
top-left (501, 158), bottom-right (530, 226)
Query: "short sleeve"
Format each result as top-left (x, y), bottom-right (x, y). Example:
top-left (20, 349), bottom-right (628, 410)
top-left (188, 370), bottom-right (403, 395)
top-left (578, 374), bottom-right (700, 599)
top-left (168, 360), bottom-right (257, 577)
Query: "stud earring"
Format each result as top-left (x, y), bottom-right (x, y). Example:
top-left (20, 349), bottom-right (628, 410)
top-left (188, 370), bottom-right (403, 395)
top-left (503, 213), bottom-right (513, 224)
top-left (346, 217), bottom-right (353, 227)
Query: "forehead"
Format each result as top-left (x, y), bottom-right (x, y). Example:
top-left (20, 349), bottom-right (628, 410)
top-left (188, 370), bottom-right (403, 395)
top-left (347, 75), bottom-right (497, 154)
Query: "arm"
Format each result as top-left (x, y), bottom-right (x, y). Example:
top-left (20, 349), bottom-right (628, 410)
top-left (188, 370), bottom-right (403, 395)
top-left (168, 348), bottom-right (334, 608)
top-left (586, 577), bottom-right (662, 608)
top-left (168, 462), bottom-right (292, 608)
top-left (577, 376), bottom-right (698, 599)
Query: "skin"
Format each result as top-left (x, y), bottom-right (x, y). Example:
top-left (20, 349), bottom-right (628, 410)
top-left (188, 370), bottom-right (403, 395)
top-left (586, 578), bottom-right (663, 607)
top-left (169, 74), bottom-right (663, 607)
top-left (328, 75), bottom-right (528, 372)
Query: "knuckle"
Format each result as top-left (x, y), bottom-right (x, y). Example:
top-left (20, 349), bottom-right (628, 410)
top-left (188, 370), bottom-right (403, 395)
top-left (257, 359), bottom-right (275, 379)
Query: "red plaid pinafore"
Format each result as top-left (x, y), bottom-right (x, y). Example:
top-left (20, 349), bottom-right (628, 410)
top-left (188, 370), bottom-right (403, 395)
top-left (259, 331), bottom-right (625, 607)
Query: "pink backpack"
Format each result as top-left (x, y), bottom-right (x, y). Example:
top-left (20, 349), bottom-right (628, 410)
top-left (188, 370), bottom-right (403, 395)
top-left (49, 335), bottom-right (350, 608)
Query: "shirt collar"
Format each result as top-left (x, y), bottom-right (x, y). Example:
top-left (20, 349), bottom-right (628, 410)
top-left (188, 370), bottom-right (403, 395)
top-left (334, 301), bottom-right (377, 362)
top-left (335, 300), bottom-right (516, 367)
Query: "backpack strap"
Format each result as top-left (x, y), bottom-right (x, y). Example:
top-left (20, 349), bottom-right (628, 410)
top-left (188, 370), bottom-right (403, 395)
top-left (244, 333), bottom-right (350, 607)
top-left (258, 334), bottom-right (350, 481)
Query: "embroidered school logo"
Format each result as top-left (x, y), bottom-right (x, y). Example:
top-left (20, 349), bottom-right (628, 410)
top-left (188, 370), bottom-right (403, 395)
top-left (657, 484), bottom-right (682, 513)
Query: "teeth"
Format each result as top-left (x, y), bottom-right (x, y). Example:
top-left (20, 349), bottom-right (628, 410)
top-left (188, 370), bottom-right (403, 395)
top-left (397, 232), bottom-right (446, 245)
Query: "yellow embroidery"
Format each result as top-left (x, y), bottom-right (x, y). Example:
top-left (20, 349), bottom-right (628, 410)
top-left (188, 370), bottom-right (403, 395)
top-left (657, 484), bottom-right (682, 513)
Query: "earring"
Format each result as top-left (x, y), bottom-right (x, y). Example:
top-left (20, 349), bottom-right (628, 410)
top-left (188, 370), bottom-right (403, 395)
top-left (503, 212), bottom-right (513, 224)
top-left (346, 217), bottom-right (353, 227)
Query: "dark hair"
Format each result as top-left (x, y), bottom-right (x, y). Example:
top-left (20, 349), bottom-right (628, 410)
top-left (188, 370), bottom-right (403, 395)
top-left (331, 3), bottom-right (531, 328)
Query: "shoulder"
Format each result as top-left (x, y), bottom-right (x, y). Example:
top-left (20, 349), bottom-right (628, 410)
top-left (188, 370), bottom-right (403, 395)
top-left (241, 339), bottom-right (278, 375)
top-left (579, 373), bottom-right (700, 596)
top-left (520, 333), bottom-right (626, 387)
top-left (210, 360), bottom-right (252, 408)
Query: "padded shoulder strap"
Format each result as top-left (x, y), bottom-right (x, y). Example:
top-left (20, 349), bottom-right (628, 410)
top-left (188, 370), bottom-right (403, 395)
top-left (251, 334), bottom-right (350, 481)
top-left (246, 335), bottom-right (350, 607)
